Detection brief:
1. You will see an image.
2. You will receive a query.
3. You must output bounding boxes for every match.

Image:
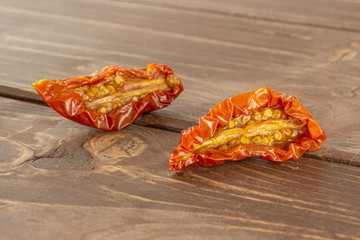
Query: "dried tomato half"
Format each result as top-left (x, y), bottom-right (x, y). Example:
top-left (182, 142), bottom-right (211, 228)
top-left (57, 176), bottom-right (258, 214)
top-left (169, 87), bottom-right (326, 170)
top-left (32, 64), bottom-right (183, 131)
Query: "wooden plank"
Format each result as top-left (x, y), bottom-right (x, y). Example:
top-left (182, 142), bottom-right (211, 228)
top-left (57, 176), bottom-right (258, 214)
top-left (130, 0), bottom-right (360, 32)
top-left (0, 97), bottom-right (92, 171)
top-left (0, 0), bottom-right (359, 164)
top-left (0, 0), bottom-right (353, 89)
top-left (1, 98), bottom-right (360, 240)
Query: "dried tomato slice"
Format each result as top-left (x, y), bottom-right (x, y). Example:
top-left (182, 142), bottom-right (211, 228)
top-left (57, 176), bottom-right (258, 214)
top-left (32, 64), bottom-right (183, 131)
top-left (169, 87), bottom-right (326, 170)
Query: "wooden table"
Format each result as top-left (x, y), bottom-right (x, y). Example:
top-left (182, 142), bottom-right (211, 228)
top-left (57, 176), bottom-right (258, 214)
top-left (1, 0), bottom-right (360, 239)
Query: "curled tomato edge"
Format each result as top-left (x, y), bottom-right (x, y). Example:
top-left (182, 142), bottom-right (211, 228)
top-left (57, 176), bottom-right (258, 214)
top-left (169, 87), bottom-right (327, 171)
top-left (32, 63), bottom-right (184, 131)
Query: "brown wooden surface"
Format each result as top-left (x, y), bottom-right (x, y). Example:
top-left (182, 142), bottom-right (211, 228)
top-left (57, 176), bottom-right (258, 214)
top-left (1, 0), bottom-right (360, 164)
top-left (1, 97), bottom-right (360, 240)
top-left (133, 0), bottom-right (360, 32)
top-left (1, 0), bottom-right (360, 239)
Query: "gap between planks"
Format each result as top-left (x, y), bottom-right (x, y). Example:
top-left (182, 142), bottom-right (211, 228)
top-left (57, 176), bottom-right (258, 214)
top-left (0, 84), bottom-right (193, 133)
top-left (1, 85), bottom-right (359, 168)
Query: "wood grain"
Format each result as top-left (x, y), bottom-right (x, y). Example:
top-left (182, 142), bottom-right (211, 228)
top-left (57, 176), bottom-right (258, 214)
top-left (0, 99), bottom-right (360, 240)
top-left (0, 0), bottom-right (359, 165)
top-left (130, 0), bottom-right (360, 32)
top-left (0, 97), bottom-right (92, 171)
top-left (1, 1), bottom-right (360, 239)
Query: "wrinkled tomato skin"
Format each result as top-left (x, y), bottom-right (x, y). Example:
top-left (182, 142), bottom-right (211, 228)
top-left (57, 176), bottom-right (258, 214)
top-left (169, 87), bottom-right (326, 171)
top-left (32, 64), bottom-right (184, 131)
